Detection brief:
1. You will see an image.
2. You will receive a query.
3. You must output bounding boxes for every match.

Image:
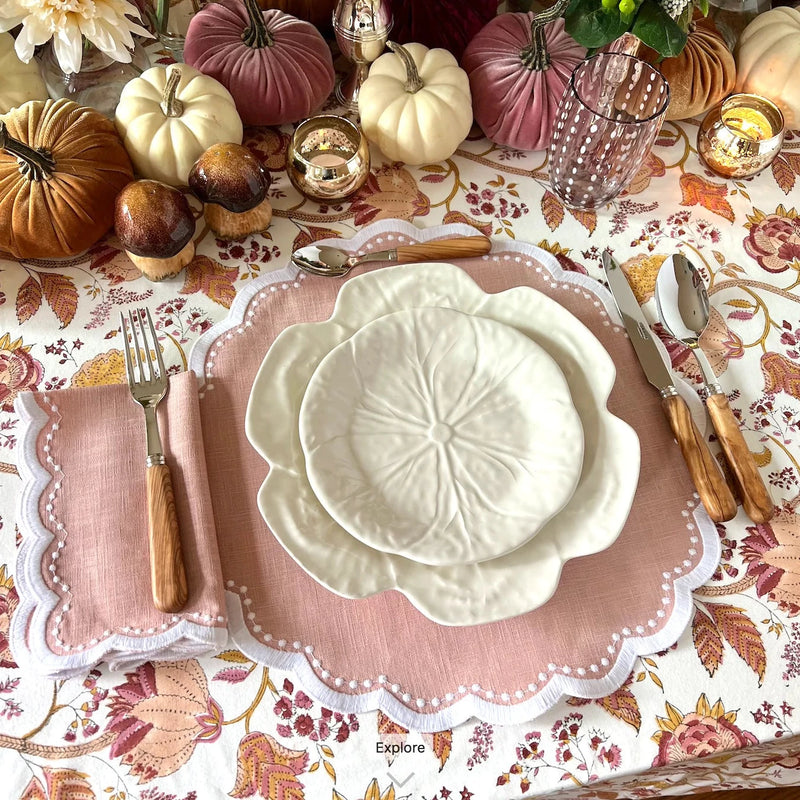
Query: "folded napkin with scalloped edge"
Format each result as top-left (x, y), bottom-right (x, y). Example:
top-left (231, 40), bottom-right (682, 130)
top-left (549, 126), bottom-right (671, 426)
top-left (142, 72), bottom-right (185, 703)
top-left (12, 370), bottom-right (227, 679)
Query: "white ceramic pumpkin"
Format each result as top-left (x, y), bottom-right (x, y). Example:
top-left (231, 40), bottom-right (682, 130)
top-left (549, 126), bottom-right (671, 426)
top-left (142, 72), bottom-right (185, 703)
top-left (114, 63), bottom-right (243, 187)
top-left (0, 32), bottom-right (49, 114)
top-left (735, 6), bottom-right (800, 130)
top-left (358, 41), bottom-right (472, 165)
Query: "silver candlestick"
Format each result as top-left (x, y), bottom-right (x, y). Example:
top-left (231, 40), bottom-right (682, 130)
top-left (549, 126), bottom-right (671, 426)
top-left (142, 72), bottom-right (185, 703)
top-left (333, 0), bottom-right (393, 113)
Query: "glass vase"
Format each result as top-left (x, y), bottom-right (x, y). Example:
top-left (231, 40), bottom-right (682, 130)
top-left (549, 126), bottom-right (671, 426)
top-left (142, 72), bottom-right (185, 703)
top-left (40, 40), bottom-right (150, 119)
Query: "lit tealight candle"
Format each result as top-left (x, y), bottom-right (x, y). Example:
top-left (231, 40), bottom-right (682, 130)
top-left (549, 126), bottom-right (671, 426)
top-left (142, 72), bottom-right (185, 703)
top-left (698, 93), bottom-right (785, 179)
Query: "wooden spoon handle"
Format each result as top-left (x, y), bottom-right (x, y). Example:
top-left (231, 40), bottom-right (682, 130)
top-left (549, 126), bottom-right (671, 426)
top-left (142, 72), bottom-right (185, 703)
top-left (661, 394), bottom-right (738, 523)
top-left (146, 463), bottom-right (189, 613)
top-left (706, 393), bottom-right (774, 523)
top-left (394, 236), bottom-right (492, 263)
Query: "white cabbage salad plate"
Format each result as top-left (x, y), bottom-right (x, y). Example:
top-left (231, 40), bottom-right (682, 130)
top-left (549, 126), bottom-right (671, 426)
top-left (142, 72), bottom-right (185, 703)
top-left (298, 306), bottom-right (585, 566)
top-left (245, 262), bottom-right (641, 626)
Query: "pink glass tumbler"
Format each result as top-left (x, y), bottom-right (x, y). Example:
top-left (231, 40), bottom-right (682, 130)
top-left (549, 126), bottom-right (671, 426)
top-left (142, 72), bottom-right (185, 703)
top-left (548, 53), bottom-right (670, 210)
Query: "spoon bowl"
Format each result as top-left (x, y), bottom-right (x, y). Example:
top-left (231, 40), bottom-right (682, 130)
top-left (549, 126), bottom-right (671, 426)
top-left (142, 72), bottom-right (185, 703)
top-left (656, 253), bottom-right (773, 523)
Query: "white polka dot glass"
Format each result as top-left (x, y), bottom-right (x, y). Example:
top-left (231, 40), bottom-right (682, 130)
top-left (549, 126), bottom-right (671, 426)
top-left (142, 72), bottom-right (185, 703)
top-left (548, 53), bottom-right (670, 210)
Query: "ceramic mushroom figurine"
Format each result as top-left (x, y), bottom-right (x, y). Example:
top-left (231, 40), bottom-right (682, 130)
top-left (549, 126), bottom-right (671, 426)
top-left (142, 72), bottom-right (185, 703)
top-left (115, 179), bottom-right (196, 281)
top-left (188, 142), bottom-right (272, 240)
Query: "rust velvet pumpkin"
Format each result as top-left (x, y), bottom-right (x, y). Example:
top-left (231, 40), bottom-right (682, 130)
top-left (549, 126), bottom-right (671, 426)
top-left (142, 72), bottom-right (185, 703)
top-left (461, 7), bottom-right (586, 152)
top-left (0, 99), bottom-right (134, 260)
top-left (640, 18), bottom-right (735, 121)
top-left (183, 0), bottom-right (335, 127)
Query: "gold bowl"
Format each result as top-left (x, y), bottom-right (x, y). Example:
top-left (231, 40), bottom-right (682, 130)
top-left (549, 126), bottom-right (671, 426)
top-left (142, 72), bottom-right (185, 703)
top-left (697, 93), bottom-right (785, 179)
top-left (287, 115), bottom-right (370, 203)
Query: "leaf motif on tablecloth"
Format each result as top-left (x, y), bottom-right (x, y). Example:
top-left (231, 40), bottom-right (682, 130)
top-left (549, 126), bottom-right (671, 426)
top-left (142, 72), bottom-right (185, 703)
top-left (15, 276), bottom-right (42, 325)
top-left (19, 777), bottom-right (47, 800)
top-left (761, 352), bottom-right (800, 398)
top-left (291, 226), bottom-right (346, 256)
top-left (679, 174), bottom-right (735, 223)
top-left (42, 768), bottom-right (95, 800)
top-left (567, 682), bottom-right (641, 731)
top-left (333, 779), bottom-right (396, 800)
top-left (705, 602), bottom-right (767, 685)
top-left (230, 731), bottom-right (309, 800)
top-left (442, 211), bottom-right (493, 238)
top-left (692, 608), bottom-right (724, 677)
top-left (541, 191), bottom-right (565, 232)
top-left (180, 256), bottom-right (237, 309)
top-left (215, 649), bottom-right (252, 664)
top-left (568, 207), bottom-right (597, 234)
top-left (38, 272), bottom-right (78, 329)
top-left (771, 155), bottom-right (797, 196)
top-left (421, 729), bottom-right (452, 770)
top-left (377, 711), bottom-right (408, 766)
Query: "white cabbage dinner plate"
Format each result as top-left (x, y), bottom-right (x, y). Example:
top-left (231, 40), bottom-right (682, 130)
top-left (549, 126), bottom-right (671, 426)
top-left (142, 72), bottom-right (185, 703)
top-left (245, 262), bottom-right (641, 626)
top-left (298, 306), bottom-right (585, 566)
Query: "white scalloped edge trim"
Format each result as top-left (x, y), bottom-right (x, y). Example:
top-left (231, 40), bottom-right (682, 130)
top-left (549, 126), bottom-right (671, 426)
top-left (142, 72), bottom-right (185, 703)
top-left (11, 393), bottom-right (228, 679)
top-left (193, 219), bottom-right (720, 728)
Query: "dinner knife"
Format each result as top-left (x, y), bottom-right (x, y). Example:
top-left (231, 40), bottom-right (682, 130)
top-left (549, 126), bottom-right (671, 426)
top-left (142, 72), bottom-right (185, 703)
top-left (602, 251), bottom-right (737, 523)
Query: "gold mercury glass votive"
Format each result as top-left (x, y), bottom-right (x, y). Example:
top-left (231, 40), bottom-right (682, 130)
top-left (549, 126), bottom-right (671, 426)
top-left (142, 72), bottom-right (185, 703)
top-left (697, 93), bottom-right (785, 179)
top-left (287, 115), bottom-right (371, 203)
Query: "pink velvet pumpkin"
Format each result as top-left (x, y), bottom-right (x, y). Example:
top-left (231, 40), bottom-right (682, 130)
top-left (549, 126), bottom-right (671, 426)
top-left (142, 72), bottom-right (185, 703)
top-left (183, 0), bottom-right (335, 127)
top-left (462, 12), bottom-right (587, 152)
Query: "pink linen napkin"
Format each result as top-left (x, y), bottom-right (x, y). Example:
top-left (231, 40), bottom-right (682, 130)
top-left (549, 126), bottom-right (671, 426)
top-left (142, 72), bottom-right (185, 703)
top-left (13, 371), bottom-right (227, 678)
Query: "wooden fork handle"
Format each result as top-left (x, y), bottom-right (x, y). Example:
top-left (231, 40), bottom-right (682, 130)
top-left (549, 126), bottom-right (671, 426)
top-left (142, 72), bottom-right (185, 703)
top-left (146, 463), bottom-right (188, 613)
top-left (394, 236), bottom-right (492, 263)
top-left (706, 393), bottom-right (774, 524)
top-left (661, 394), bottom-right (738, 523)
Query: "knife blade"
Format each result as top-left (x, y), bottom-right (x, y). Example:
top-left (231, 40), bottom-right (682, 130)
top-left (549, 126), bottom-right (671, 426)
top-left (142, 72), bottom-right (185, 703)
top-left (602, 251), bottom-right (737, 523)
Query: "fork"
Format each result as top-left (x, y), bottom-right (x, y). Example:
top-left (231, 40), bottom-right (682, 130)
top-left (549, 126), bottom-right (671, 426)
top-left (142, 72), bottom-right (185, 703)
top-left (120, 308), bottom-right (188, 614)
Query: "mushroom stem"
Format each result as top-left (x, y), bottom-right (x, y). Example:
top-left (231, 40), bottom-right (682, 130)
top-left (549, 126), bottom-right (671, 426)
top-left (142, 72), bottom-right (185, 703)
top-left (204, 197), bottom-right (273, 240)
top-left (0, 121), bottom-right (55, 181)
top-left (127, 240), bottom-right (195, 282)
top-left (242, 0), bottom-right (273, 48)
top-left (520, 0), bottom-right (570, 71)
top-left (160, 66), bottom-right (184, 118)
top-left (386, 42), bottom-right (424, 94)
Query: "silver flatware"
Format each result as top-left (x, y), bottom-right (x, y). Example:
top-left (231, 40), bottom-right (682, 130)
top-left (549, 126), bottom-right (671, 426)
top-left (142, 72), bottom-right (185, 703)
top-left (656, 253), bottom-right (773, 523)
top-left (291, 235), bottom-right (492, 277)
top-left (120, 308), bottom-right (188, 613)
top-left (602, 251), bottom-right (736, 523)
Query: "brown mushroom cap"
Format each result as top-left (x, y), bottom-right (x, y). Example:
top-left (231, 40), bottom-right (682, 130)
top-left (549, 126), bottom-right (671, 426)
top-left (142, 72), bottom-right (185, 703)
top-left (188, 142), bottom-right (271, 213)
top-left (114, 180), bottom-right (195, 259)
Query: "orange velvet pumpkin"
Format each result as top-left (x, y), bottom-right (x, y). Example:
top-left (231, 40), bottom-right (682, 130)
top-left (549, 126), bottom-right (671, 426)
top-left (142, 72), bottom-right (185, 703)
top-left (640, 18), bottom-right (736, 121)
top-left (0, 99), bottom-right (134, 260)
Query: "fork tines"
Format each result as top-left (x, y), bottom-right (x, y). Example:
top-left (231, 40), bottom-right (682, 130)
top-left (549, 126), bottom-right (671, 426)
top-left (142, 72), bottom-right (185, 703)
top-left (120, 308), bottom-right (166, 385)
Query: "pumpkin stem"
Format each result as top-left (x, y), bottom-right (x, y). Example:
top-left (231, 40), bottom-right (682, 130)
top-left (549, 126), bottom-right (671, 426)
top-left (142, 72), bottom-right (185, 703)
top-left (520, 0), bottom-right (571, 71)
top-left (0, 121), bottom-right (55, 182)
top-left (386, 41), bottom-right (424, 94)
top-left (242, 0), bottom-right (274, 48)
top-left (161, 66), bottom-right (185, 118)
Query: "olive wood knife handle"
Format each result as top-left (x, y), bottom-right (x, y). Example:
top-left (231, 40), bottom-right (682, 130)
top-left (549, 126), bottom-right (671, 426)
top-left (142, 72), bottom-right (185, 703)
top-left (395, 236), bottom-right (492, 263)
top-left (706, 393), bottom-right (774, 523)
top-left (146, 463), bottom-right (188, 613)
top-left (661, 394), bottom-right (737, 523)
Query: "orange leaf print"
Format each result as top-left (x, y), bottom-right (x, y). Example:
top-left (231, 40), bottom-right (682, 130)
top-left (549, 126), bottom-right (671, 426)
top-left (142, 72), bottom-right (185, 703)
top-left (598, 684), bottom-right (641, 732)
top-left (692, 608), bottom-right (724, 678)
top-left (230, 732), bottom-right (309, 800)
top-left (422, 729), bottom-right (452, 770)
top-left (762, 352), bottom-right (800, 399)
top-left (43, 768), bottom-right (95, 800)
top-left (38, 272), bottom-right (78, 329)
top-left (625, 151), bottom-right (666, 195)
top-left (16, 276), bottom-right (42, 324)
top-left (541, 191), bottom-right (565, 232)
top-left (771, 155), bottom-right (796, 196)
top-left (377, 710), bottom-right (408, 766)
top-left (568, 206), bottom-right (597, 234)
top-left (706, 602), bottom-right (766, 684)
top-left (180, 256), bottom-right (237, 309)
top-left (19, 778), bottom-right (47, 800)
top-left (679, 174), bottom-right (734, 223)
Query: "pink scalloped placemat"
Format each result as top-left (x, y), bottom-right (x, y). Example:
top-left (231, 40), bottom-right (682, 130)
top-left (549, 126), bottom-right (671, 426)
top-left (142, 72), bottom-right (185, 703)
top-left (188, 221), bottom-right (719, 728)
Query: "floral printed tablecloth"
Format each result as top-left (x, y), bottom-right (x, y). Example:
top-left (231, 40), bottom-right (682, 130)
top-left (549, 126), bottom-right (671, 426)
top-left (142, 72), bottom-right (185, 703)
top-left (1, 99), bottom-right (800, 799)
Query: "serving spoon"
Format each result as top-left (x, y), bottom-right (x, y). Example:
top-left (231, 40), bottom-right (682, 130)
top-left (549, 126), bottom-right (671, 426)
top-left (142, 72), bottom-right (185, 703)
top-left (655, 253), bottom-right (774, 524)
top-left (291, 235), bottom-right (492, 277)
